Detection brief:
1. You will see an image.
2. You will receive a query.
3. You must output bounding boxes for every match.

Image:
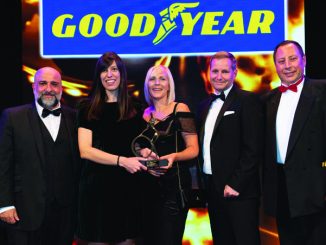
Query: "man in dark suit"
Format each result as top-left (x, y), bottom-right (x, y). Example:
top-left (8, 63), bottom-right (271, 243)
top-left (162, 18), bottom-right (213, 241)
top-left (262, 40), bottom-right (326, 245)
top-left (196, 51), bottom-right (263, 245)
top-left (0, 67), bottom-right (80, 245)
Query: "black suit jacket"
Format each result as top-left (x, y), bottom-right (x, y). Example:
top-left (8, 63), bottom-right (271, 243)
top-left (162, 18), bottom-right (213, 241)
top-left (0, 103), bottom-right (80, 230)
top-left (197, 85), bottom-right (263, 199)
top-left (262, 78), bottom-right (326, 218)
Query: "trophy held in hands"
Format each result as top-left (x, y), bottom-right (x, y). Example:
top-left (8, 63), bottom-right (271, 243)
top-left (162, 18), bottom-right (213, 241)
top-left (131, 117), bottom-right (168, 169)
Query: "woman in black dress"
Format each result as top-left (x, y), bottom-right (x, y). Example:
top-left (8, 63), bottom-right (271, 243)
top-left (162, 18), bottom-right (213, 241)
top-left (76, 51), bottom-right (147, 245)
top-left (139, 65), bottom-right (199, 245)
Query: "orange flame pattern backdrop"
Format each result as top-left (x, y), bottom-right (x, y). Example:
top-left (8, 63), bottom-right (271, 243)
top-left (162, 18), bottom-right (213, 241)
top-left (22, 1), bottom-right (305, 244)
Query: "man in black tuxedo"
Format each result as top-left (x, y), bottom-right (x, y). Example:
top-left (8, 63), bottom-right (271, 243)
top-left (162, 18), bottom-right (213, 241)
top-left (196, 51), bottom-right (263, 245)
top-left (262, 40), bottom-right (326, 245)
top-left (0, 67), bottom-right (80, 245)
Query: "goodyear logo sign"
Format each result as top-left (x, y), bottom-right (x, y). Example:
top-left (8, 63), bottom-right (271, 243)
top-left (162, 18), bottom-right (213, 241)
top-left (40, 0), bottom-right (286, 58)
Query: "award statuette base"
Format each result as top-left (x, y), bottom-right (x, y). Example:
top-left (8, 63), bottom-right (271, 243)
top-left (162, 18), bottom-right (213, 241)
top-left (139, 159), bottom-right (168, 169)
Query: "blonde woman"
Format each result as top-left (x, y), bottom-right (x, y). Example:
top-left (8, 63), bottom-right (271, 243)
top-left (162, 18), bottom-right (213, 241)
top-left (139, 65), bottom-right (199, 245)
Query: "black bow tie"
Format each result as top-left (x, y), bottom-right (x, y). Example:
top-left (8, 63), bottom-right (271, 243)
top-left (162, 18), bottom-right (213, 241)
top-left (42, 108), bottom-right (62, 118)
top-left (210, 91), bottom-right (225, 103)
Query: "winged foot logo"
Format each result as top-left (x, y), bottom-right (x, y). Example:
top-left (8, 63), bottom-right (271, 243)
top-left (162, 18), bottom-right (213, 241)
top-left (153, 2), bottom-right (200, 45)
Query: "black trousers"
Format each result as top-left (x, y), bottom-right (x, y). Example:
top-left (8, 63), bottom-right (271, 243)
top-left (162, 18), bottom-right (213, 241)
top-left (5, 200), bottom-right (75, 245)
top-left (276, 165), bottom-right (326, 245)
top-left (206, 175), bottom-right (261, 245)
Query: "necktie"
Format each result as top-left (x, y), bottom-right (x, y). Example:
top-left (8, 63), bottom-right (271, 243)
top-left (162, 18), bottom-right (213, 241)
top-left (278, 76), bottom-right (304, 93)
top-left (42, 108), bottom-right (62, 118)
top-left (210, 91), bottom-right (225, 103)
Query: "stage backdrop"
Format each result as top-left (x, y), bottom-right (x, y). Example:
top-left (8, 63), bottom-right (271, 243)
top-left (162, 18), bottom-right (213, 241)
top-left (21, 0), bottom-right (305, 244)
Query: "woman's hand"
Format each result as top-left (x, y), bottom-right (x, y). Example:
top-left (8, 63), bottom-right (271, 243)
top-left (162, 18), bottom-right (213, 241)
top-left (119, 156), bottom-right (147, 173)
top-left (159, 153), bottom-right (176, 169)
top-left (139, 148), bottom-right (158, 159)
top-left (147, 168), bottom-right (166, 177)
top-left (146, 153), bottom-right (175, 177)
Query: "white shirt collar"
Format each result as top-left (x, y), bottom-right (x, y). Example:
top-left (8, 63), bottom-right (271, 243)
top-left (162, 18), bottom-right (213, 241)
top-left (213, 83), bottom-right (233, 98)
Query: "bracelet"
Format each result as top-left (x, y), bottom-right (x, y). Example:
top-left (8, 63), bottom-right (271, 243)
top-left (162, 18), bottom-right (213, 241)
top-left (117, 155), bottom-right (121, 167)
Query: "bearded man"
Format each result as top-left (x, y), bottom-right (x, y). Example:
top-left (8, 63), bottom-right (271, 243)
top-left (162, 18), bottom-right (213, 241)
top-left (0, 67), bottom-right (80, 245)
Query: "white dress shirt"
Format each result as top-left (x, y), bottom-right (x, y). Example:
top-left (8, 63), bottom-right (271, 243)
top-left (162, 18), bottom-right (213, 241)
top-left (0, 102), bottom-right (62, 213)
top-left (35, 101), bottom-right (61, 141)
top-left (203, 85), bottom-right (233, 174)
top-left (276, 79), bottom-right (304, 164)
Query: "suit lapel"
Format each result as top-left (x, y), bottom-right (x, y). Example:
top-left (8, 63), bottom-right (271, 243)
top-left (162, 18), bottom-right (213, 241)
top-left (61, 107), bottom-right (77, 165)
top-left (199, 99), bottom-right (211, 144)
top-left (267, 90), bottom-right (282, 161)
top-left (268, 89), bottom-right (282, 132)
top-left (286, 80), bottom-right (314, 160)
top-left (28, 103), bottom-right (46, 167)
top-left (212, 86), bottom-right (236, 135)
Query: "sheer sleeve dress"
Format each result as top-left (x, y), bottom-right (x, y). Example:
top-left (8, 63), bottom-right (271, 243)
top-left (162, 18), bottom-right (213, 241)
top-left (139, 103), bottom-right (197, 245)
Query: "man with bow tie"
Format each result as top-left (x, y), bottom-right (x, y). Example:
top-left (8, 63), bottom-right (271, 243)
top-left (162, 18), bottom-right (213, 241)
top-left (196, 51), bottom-right (263, 245)
top-left (262, 40), bottom-right (326, 245)
top-left (0, 67), bottom-right (80, 245)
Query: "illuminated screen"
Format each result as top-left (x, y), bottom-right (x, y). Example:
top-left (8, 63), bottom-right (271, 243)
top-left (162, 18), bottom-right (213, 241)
top-left (40, 0), bottom-right (288, 58)
top-left (19, 0), bottom-right (305, 244)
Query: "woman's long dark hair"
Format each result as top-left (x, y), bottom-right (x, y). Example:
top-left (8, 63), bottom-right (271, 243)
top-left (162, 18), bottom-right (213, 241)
top-left (85, 51), bottom-right (136, 121)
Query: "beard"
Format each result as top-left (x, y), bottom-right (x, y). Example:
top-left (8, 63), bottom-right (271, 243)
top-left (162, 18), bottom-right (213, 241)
top-left (37, 92), bottom-right (60, 109)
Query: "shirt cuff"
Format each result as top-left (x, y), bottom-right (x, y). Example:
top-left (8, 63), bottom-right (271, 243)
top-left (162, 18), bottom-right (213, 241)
top-left (0, 206), bottom-right (15, 214)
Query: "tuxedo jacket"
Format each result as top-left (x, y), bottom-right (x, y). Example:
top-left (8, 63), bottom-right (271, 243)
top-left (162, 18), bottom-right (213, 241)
top-left (0, 103), bottom-right (80, 230)
top-left (196, 85), bottom-right (263, 199)
top-left (262, 78), bottom-right (326, 218)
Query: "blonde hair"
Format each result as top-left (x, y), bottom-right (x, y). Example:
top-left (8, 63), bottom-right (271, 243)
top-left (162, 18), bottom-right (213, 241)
top-left (144, 65), bottom-right (175, 106)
